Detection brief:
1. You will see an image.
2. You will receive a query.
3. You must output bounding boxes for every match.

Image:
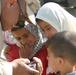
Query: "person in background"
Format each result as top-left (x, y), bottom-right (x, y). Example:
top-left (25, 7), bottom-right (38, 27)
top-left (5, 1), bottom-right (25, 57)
top-left (36, 2), bottom-right (76, 39)
top-left (2, 30), bottom-right (19, 62)
top-left (46, 31), bottom-right (76, 75)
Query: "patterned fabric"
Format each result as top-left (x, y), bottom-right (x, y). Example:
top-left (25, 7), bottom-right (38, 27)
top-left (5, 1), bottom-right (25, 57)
top-left (24, 22), bottom-right (47, 59)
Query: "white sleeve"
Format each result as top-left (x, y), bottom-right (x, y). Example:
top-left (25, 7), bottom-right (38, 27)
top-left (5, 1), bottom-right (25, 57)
top-left (0, 62), bottom-right (13, 75)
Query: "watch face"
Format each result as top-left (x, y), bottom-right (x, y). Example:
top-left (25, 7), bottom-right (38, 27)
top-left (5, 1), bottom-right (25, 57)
top-left (3, 31), bottom-right (16, 45)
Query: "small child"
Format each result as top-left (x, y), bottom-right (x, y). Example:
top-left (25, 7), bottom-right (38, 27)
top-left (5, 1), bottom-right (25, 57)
top-left (2, 30), bottom-right (19, 62)
top-left (46, 31), bottom-right (76, 75)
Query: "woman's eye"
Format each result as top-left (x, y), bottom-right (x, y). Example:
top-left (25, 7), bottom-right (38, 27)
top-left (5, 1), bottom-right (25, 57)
top-left (47, 28), bottom-right (50, 30)
top-left (24, 34), bottom-right (29, 38)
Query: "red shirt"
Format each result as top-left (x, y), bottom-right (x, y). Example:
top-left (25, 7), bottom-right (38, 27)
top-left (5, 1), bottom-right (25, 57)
top-left (8, 44), bottom-right (56, 75)
top-left (8, 44), bottom-right (19, 62)
top-left (34, 45), bottom-right (56, 75)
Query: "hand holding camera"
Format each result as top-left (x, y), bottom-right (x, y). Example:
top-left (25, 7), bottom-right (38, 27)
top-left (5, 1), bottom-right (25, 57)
top-left (28, 57), bottom-right (43, 75)
top-left (28, 61), bottom-right (37, 69)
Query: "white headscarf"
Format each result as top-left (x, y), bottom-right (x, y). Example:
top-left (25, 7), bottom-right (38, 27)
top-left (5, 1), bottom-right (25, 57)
top-left (36, 2), bottom-right (76, 32)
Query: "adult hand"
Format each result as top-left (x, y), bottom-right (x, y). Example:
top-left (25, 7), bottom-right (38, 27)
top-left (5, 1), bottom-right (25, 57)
top-left (11, 58), bottom-right (40, 75)
top-left (33, 57), bottom-right (43, 75)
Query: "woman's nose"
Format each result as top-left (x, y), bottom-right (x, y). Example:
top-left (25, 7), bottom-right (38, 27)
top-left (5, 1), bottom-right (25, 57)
top-left (21, 37), bottom-right (27, 45)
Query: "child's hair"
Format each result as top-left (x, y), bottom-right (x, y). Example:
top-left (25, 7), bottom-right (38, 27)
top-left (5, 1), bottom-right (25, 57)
top-left (46, 31), bottom-right (76, 65)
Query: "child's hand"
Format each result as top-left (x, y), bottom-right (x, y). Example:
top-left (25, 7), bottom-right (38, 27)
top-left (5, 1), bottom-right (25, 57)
top-left (33, 57), bottom-right (43, 75)
top-left (3, 45), bottom-right (11, 60)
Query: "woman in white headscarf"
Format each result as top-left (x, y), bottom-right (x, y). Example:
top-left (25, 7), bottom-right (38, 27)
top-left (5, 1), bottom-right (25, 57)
top-left (36, 2), bottom-right (76, 39)
top-left (36, 2), bottom-right (76, 74)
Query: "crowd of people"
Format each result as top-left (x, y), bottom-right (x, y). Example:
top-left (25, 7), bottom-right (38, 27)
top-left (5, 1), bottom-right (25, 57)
top-left (0, 0), bottom-right (76, 75)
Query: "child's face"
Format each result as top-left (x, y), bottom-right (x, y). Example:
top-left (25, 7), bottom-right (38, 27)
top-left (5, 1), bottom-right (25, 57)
top-left (47, 48), bottom-right (59, 73)
top-left (37, 20), bottom-right (57, 39)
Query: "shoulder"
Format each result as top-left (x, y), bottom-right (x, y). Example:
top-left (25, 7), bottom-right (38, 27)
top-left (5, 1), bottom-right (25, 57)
top-left (35, 45), bottom-right (47, 57)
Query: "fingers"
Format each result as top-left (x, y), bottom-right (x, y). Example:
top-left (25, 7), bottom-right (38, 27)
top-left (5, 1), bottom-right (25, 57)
top-left (21, 58), bottom-right (30, 64)
top-left (33, 57), bottom-right (43, 75)
top-left (12, 58), bottom-right (40, 75)
top-left (18, 58), bottom-right (40, 74)
top-left (13, 58), bottom-right (31, 64)
top-left (23, 63), bottom-right (40, 74)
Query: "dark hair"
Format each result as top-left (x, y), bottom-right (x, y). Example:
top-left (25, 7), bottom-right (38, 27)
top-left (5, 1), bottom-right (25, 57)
top-left (11, 25), bottom-right (24, 32)
top-left (46, 31), bottom-right (76, 65)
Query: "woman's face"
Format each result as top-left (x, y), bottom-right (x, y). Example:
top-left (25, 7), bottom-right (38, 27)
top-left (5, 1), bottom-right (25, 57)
top-left (12, 28), bottom-right (36, 51)
top-left (37, 20), bottom-right (57, 39)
